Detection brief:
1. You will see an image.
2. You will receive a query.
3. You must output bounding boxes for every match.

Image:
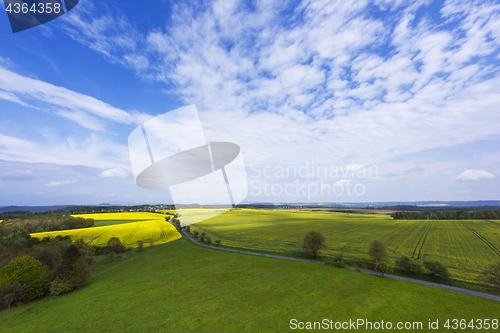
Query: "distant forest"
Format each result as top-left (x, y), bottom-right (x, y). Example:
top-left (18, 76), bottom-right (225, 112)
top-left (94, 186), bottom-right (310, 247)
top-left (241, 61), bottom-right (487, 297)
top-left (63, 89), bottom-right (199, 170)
top-left (390, 210), bottom-right (500, 220)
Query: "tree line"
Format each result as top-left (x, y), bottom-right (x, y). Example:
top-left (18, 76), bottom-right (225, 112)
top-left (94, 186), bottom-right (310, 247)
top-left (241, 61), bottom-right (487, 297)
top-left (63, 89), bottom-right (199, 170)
top-left (301, 230), bottom-right (500, 292)
top-left (0, 215), bottom-right (94, 238)
top-left (171, 218), bottom-right (222, 246)
top-left (0, 230), bottom-right (147, 310)
top-left (390, 210), bottom-right (500, 220)
top-left (0, 235), bottom-right (92, 309)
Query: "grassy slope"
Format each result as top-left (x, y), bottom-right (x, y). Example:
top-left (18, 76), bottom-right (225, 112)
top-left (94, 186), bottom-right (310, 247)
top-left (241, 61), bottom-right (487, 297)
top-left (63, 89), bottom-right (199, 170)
top-left (1, 237), bottom-right (499, 333)
top-left (190, 209), bottom-right (500, 283)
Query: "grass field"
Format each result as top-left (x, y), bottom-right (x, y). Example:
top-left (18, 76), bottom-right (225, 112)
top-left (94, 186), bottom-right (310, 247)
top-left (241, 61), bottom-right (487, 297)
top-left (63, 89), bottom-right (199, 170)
top-left (158, 208), bottom-right (229, 225)
top-left (31, 212), bottom-right (180, 248)
top-left (0, 237), bottom-right (499, 332)
top-left (189, 209), bottom-right (500, 283)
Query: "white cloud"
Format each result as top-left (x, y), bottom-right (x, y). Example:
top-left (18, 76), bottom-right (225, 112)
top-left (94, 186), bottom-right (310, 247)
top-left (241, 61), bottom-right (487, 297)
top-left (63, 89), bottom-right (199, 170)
top-left (334, 179), bottom-right (350, 187)
top-left (0, 90), bottom-right (34, 108)
top-left (0, 169), bottom-right (35, 181)
top-left (0, 65), bottom-right (136, 128)
top-left (61, 2), bottom-right (137, 59)
top-left (6, 0), bottom-right (497, 202)
top-left (0, 133), bottom-right (38, 151)
top-left (98, 167), bottom-right (130, 178)
top-left (0, 133), bottom-right (129, 169)
top-left (55, 109), bottom-right (106, 131)
top-left (457, 169), bottom-right (495, 180)
top-left (346, 164), bottom-right (364, 172)
top-left (47, 180), bottom-right (77, 186)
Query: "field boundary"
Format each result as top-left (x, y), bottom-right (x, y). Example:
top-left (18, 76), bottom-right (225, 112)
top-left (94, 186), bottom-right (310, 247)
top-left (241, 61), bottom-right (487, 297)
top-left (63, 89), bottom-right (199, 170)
top-left (180, 228), bottom-right (500, 302)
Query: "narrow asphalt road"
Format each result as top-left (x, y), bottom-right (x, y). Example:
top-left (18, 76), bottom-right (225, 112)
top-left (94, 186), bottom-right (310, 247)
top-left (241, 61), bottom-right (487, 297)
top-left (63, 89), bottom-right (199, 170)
top-left (180, 228), bottom-right (500, 302)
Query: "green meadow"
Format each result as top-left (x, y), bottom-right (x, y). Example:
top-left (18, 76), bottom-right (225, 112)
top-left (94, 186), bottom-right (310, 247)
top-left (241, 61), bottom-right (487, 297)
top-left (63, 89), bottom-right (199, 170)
top-left (189, 209), bottom-right (500, 284)
top-left (1, 237), bottom-right (499, 332)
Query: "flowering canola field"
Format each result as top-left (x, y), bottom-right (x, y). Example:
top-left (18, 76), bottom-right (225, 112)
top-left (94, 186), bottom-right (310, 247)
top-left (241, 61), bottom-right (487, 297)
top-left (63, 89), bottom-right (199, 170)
top-left (191, 209), bottom-right (500, 283)
top-left (31, 212), bottom-right (181, 247)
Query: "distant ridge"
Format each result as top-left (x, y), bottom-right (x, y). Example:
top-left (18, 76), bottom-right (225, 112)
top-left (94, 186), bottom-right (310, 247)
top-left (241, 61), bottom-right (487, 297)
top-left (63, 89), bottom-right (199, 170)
top-left (269, 200), bottom-right (500, 208)
top-left (0, 205), bottom-right (72, 213)
top-left (1, 200), bottom-right (499, 213)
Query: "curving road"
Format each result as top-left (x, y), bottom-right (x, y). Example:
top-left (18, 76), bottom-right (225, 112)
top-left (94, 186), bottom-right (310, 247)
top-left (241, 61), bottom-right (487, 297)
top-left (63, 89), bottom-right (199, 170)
top-left (179, 228), bottom-right (500, 301)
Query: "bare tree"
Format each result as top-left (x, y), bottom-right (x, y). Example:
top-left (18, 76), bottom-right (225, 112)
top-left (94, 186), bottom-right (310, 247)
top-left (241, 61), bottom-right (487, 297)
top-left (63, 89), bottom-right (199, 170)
top-left (0, 281), bottom-right (27, 310)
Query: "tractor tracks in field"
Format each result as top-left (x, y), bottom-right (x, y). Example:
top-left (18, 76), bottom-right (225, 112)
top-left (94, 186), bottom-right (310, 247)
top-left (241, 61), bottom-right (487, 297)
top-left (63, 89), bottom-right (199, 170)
top-left (412, 222), bottom-right (433, 259)
top-left (462, 222), bottom-right (500, 258)
top-left (179, 228), bottom-right (500, 302)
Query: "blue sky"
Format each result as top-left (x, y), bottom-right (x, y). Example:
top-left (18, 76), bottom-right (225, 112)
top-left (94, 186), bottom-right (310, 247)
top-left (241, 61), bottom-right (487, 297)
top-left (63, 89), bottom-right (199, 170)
top-left (0, 0), bottom-right (499, 206)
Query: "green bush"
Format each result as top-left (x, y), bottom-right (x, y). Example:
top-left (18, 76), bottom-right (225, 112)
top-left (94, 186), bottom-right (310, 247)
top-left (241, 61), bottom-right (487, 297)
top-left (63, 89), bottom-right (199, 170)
top-left (137, 241), bottom-right (144, 252)
top-left (52, 236), bottom-right (73, 255)
top-left (205, 236), bottom-right (211, 245)
top-left (79, 245), bottom-right (95, 265)
top-left (49, 279), bottom-right (73, 296)
top-left (375, 261), bottom-right (393, 276)
top-left (396, 255), bottom-right (411, 271)
top-left (200, 232), bottom-right (206, 242)
top-left (73, 238), bottom-right (88, 249)
top-left (92, 245), bottom-right (107, 255)
top-left (51, 244), bottom-right (92, 296)
top-left (193, 231), bottom-right (199, 239)
top-left (368, 240), bottom-right (390, 264)
top-left (215, 239), bottom-right (221, 246)
top-left (34, 247), bottom-right (61, 270)
top-left (424, 260), bottom-right (450, 279)
top-left (70, 258), bottom-right (92, 287)
top-left (478, 262), bottom-right (500, 291)
top-left (333, 254), bottom-right (350, 268)
top-left (107, 237), bottom-right (126, 253)
top-left (51, 259), bottom-right (92, 296)
top-left (336, 259), bottom-right (347, 268)
top-left (408, 259), bottom-right (422, 274)
top-left (396, 255), bottom-right (423, 274)
top-left (0, 256), bottom-right (49, 300)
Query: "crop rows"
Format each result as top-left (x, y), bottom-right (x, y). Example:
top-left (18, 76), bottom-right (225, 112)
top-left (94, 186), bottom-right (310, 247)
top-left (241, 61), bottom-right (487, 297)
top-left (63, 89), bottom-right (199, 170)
top-left (190, 209), bottom-right (500, 283)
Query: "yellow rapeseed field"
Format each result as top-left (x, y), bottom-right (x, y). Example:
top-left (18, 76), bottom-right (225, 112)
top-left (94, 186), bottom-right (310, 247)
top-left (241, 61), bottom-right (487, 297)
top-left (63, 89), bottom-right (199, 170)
top-left (31, 212), bottom-right (181, 247)
top-left (72, 212), bottom-right (169, 221)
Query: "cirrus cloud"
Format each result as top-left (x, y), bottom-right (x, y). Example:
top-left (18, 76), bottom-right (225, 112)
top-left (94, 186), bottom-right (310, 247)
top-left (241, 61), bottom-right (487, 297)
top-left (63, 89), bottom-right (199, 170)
top-left (47, 180), bottom-right (77, 186)
top-left (98, 167), bottom-right (130, 178)
top-left (457, 169), bottom-right (495, 181)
